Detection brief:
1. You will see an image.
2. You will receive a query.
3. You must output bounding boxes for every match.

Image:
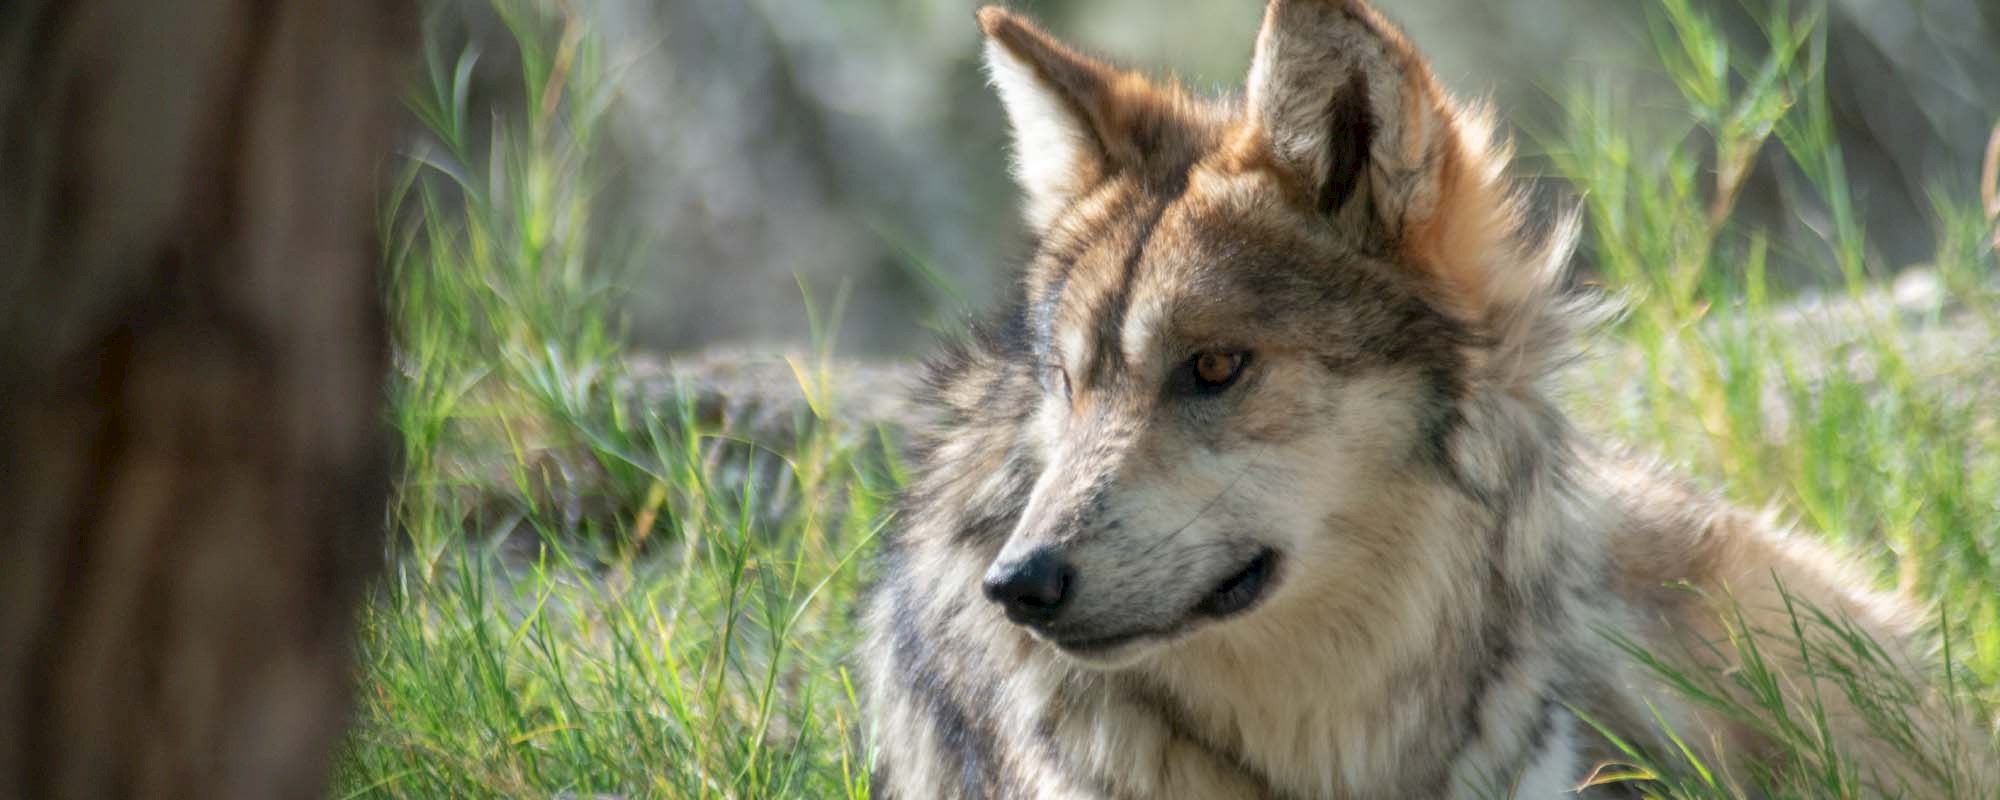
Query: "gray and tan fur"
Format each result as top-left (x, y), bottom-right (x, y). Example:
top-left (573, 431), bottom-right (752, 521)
top-left (860, 1), bottom-right (1982, 797)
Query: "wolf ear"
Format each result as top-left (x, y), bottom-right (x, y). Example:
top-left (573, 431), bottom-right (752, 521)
top-left (1242, 0), bottom-right (1523, 317)
top-left (977, 7), bottom-right (1157, 234)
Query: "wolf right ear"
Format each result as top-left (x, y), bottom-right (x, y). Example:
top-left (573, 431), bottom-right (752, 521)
top-left (977, 7), bottom-right (1169, 234)
top-left (1241, 0), bottom-right (1524, 319)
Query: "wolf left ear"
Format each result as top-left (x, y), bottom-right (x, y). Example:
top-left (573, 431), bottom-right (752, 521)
top-left (1242, 0), bottom-right (1522, 317)
top-left (977, 7), bottom-right (1188, 235)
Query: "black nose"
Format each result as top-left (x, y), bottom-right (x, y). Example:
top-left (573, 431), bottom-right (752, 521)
top-left (982, 548), bottom-right (1073, 624)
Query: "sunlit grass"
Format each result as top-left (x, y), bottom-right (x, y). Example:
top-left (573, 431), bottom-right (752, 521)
top-left (335, 0), bottom-right (1997, 796)
top-left (1548, 0), bottom-right (1998, 795)
top-left (338, 3), bottom-right (884, 796)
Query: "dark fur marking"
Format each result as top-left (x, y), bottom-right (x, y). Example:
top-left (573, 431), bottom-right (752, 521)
top-left (897, 295), bottom-right (1048, 548)
top-left (1426, 501), bottom-right (1529, 795)
top-left (890, 595), bottom-right (1005, 799)
top-left (1415, 365), bottom-right (1469, 478)
top-left (1029, 182), bottom-right (1140, 379)
top-left (954, 479), bottom-right (1030, 547)
top-left (1428, 443), bottom-right (1585, 795)
top-left (1514, 692), bottom-right (1565, 775)
top-left (1088, 181), bottom-right (1185, 388)
top-left (985, 296), bottom-right (1037, 361)
top-left (1317, 69), bottom-right (1375, 216)
top-left (1031, 221), bottom-right (1099, 370)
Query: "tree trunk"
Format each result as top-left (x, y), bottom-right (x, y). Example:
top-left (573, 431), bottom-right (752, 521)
top-left (0, 1), bottom-right (408, 797)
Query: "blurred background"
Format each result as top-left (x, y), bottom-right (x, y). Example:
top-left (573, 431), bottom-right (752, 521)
top-left (423, 0), bottom-right (2000, 356)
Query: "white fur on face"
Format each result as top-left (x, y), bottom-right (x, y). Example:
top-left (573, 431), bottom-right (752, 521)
top-left (1021, 357), bottom-right (1433, 672)
top-left (1118, 294), bottom-right (1168, 375)
top-left (984, 38), bottom-right (1095, 234)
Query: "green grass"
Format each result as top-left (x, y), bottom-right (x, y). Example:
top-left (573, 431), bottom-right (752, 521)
top-left (1540, 1), bottom-right (1999, 794)
top-left (337, 4), bottom-right (885, 796)
top-left (334, 0), bottom-right (1998, 796)
top-left (1552, 0), bottom-right (2000, 674)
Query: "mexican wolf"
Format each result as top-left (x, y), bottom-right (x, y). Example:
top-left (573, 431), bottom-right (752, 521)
top-left (862, 0), bottom-right (1978, 796)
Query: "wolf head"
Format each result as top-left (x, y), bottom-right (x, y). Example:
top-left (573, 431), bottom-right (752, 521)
top-left (962, 0), bottom-right (1583, 669)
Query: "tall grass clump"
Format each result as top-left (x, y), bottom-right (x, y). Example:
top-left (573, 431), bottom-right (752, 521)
top-left (335, 2), bottom-right (888, 796)
top-left (1549, 0), bottom-right (1999, 794)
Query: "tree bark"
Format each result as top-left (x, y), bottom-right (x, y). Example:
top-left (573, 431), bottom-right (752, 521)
top-left (0, 1), bottom-right (408, 797)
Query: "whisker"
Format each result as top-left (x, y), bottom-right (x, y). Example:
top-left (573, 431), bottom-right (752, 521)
top-left (1138, 443), bottom-right (1268, 559)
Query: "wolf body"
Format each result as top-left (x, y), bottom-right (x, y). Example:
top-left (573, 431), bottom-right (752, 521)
top-left (861, 1), bottom-right (1973, 797)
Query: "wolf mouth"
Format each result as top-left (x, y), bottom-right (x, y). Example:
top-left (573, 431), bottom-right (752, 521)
top-left (1050, 630), bottom-right (1152, 655)
top-left (1048, 548), bottom-right (1280, 656)
top-left (1193, 547), bottom-right (1279, 619)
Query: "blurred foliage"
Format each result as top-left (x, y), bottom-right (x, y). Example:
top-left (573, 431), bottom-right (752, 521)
top-left (550, 0), bottom-right (1997, 353)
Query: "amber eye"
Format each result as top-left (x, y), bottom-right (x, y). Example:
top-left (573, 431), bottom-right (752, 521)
top-left (1190, 351), bottom-right (1247, 392)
